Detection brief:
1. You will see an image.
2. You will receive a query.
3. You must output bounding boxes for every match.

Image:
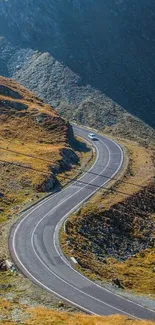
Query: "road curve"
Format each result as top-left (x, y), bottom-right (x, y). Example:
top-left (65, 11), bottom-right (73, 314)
top-left (9, 126), bottom-right (155, 320)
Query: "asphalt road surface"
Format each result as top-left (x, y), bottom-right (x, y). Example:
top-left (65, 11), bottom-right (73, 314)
top-left (9, 125), bottom-right (155, 320)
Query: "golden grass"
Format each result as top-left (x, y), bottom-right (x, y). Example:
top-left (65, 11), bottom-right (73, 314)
top-left (0, 299), bottom-right (155, 325)
top-left (0, 77), bottom-right (71, 223)
top-left (90, 138), bottom-right (154, 209)
top-left (27, 308), bottom-right (155, 325)
top-left (73, 248), bottom-right (155, 296)
top-left (0, 120), bottom-right (62, 223)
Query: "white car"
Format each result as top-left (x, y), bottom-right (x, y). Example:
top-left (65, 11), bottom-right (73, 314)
top-left (88, 133), bottom-right (97, 140)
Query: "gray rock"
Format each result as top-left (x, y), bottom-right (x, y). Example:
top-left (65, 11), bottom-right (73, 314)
top-left (0, 0), bottom-right (155, 143)
top-left (112, 278), bottom-right (124, 289)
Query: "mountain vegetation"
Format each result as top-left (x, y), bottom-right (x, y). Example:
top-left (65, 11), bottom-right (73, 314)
top-left (1, 298), bottom-right (155, 325)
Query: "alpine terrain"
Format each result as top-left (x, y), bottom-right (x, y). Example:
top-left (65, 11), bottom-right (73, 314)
top-left (0, 1), bottom-right (155, 324)
top-left (0, 0), bottom-right (155, 144)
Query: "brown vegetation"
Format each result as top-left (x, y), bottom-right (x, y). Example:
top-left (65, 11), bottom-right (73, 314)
top-left (0, 299), bottom-right (155, 325)
top-left (0, 76), bottom-right (82, 223)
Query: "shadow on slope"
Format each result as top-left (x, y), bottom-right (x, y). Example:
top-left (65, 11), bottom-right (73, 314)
top-left (1, 1), bottom-right (155, 127)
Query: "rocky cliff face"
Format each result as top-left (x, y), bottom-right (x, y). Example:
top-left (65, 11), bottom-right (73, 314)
top-left (0, 0), bottom-right (155, 133)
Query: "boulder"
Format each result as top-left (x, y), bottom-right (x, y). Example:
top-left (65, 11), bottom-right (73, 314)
top-left (112, 278), bottom-right (124, 289)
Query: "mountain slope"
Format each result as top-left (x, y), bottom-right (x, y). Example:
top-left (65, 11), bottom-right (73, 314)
top-left (0, 76), bottom-right (79, 222)
top-left (0, 0), bottom-right (155, 136)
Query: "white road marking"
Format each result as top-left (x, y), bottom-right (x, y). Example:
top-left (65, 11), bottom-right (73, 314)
top-left (15, 136), bottom-right (99, 221)
top-left (30, 139), bottom-right (140, 318)
top-left (53, 143), bottom-right (155, 312)
top-left (11, 131), bottom-right (154, 317)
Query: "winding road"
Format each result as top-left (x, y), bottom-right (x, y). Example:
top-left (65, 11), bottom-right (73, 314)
top-left (9, 126), bottom-right (155, 320)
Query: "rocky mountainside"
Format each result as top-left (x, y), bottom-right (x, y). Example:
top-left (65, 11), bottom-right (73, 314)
top-left (0, 0), bottom-right (155, 139)
top-left (67, 182), bottom-right (155, 261)
top-left (64, 180), bottom-right (155, 294)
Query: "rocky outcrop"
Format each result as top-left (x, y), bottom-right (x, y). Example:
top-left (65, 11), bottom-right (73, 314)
top-left (66, 182), bottom-right (155, 260)
top-left (0, 259), bottom-right (7, 271)
top-left (36, 175), bottom-right (57, 192)
top-left (59, 148), bottom-right (79, 170)
top-left (0, 100), bottom-right (28, 111)
top-left (0, 85), bottom-right (22, 99)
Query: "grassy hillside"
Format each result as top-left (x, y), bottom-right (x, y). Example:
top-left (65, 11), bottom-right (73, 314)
top-left (1, 298), bottom-right (155, 325)
top-left (61, 137), bottom-right (155, 296)
top-left (0, 76), bottom-right (82, 223)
